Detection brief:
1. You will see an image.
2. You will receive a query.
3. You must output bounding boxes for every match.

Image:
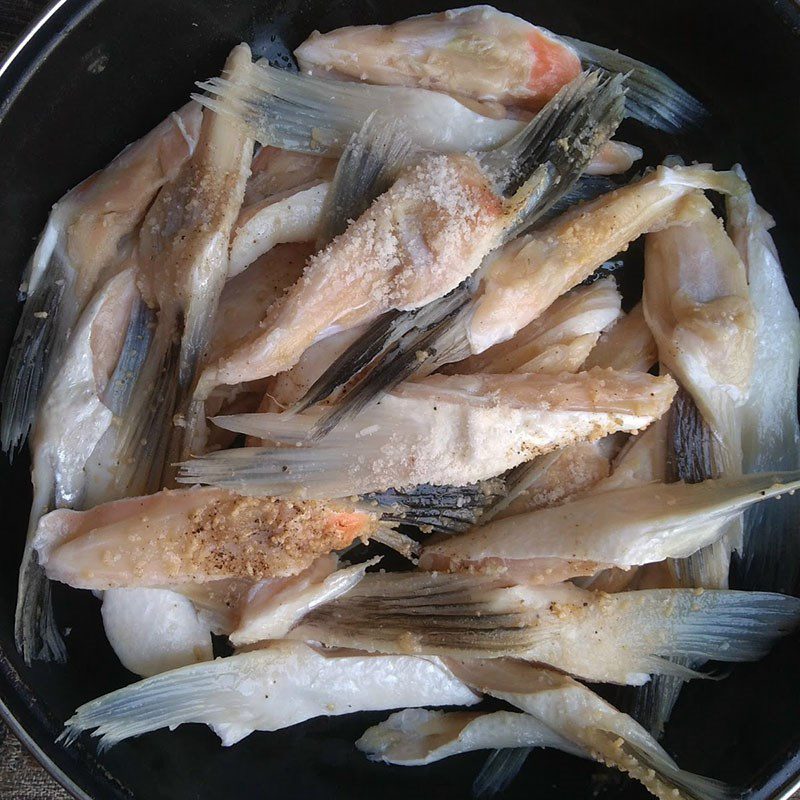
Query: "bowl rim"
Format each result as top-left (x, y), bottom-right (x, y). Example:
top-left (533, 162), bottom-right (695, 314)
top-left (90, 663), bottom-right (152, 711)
top-left (1, 2), bottom-right (800, 799)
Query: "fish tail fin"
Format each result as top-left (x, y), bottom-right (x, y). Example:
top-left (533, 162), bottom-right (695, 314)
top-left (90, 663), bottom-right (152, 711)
top-left (615, 668), bottom-right (690, 740)
top-left (1, 244), bottom-right (75, 457)
top-left (481, 70), bottom-right (625, 223)
top-left (472, 747), bottom-right (532, 798)
top-left (364, 479), bottom-right (506, 534)
top-left (317, 113), bottom-right (417, 246)
top-left (111, 314), bottom-right (181, 496)
top-left (100, 293), bottom-right (157, 416)
top-left (15, 547), bottom-right (66, 664)
top-left (293, 281), bottom-right (474, 438)
top-left (193, 64), bottom-right (398, 155)
top-left (561, 37), bottom-right (708, 133)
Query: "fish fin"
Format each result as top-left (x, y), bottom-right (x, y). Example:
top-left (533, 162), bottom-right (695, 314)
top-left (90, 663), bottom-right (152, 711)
top-left (60, 660), bottom-right (233, 750)
top-left (480, 70), bottom-right (625, 202)
top-left (1, 250), bottom-right (75, 457)
top-left (15, 548), bottom-right (67, 664)
top-left (561, 37), bottom-right (708, 133)
top-left (472, 747), bottom-right (532, 798)
top-left (541, 174), bottom-right (616, 222)
top-left (294, 281), bottom-right (474, 439)
top-left (111, 316), bottom-right (181, 496)
top-left (317, 113), bottom-right (417, 246)
top-left (100, 293), bottom-right (156, 416)
top-left (364, 479), bottom-right (506, 534)
top-left (614, 667), bottom-right (690, 739)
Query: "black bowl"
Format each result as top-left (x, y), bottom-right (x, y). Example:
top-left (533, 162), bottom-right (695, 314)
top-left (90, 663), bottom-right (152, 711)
top-left (1, 1), bottom-right (800, 798)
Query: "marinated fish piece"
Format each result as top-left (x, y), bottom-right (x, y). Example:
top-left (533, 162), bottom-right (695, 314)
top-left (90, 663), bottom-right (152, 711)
top-left (470, 167), bottom-right (746, 354)
top-left (33, 487), bottom-right (381, 590)
top-left (229, 183), bottom-right (329, 276)
top-left (585, 140), bottom-right (643, 176)
top-left (199, 72), bottom-right (625, 392)
top-left (357, 708), bottom-right (581, 765)
top-left (114, 44), bottom-right (254, 494)
top-left (446, 276), bottom-right (621, 375)
top-left (446, 659), bottom-right (731, 800)
top-left (302, 166), bottom-right (743, 436)
top-left (183, 369), bottom-right (676, 498)
top-left (294, 572), bottom-right (800, 684)
top-left (17, 267), bottom-right (141, 662)
top-left (295, 6), bottom-right (704, 131)
top-left (230, 555), bottom-right (378, 646)
top-left (0, 103), bottom-right (202, 455)
top-left (296, 6), bottom-right (581, 111)
top-left (419, 471), bottom-right (800, 581)
top-left (61, 640), bottom-right (479, 748)
top-left (584, 301), bottom-right (658, 372)
top-left (727, 168), bottom-right (800, 592)
top-left (100, 588), bottom-right (213, 677)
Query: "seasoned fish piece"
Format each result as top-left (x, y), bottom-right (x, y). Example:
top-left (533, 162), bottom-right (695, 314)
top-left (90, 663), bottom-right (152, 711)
top-left (0, 103), bottom-right (202, 454)
top-left (33, 487), bottom-right (380, 590)
top-left (727, 168), bottom-right (800, 592)
top-left (294, 572), bottom-right (800, 684)
top-left (183, 369), bottom-right (676, 498)
top-left (61, 640), bottom-right (479, 748)
top-left (114, 44), bottom-right (254, 494)
top-left (470, 167), bottom-right (746, 354)
top-left (585, 140), bottom-right (642, 176)
top-left (584, 301), bottom-right (658, 372)
top-left (296, 6), bottom-right (580, 110)
top-left (17, 267), bottom-right (140, 662)
top-left (294, 6), bottom-right (704, 132)
top-left (100, 588), bottom-right (213, 678)
top-left (447, 276), bottom-right (621, 375)
top-left (358, 708), bottom-right (580, 765)
top-left (446, 659), bottom-right (731, 800)
top-left (210, 243), bottom-right (313, 363)
top-left (419, 471), bottom-right (800, 581)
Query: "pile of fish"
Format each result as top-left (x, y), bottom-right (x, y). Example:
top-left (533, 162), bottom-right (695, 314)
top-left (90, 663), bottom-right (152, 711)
top-left (4, 6), bottom-right (800, 799)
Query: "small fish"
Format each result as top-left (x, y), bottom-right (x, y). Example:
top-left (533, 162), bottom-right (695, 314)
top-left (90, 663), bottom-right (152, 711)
top-left (452, 659), bottom-right (732, 800)
top-left (198, 71), bottom-right (625, 396)
top-left (294, 5), bottom-right (704, 130)
top-left (0, 103), bottom-right (202, 455)
top-left (60, 640), bottom-right (479, 748)
top-left (419, 471), bottom-right (800, 581)
top-left (181, 369), bottom-right (677, 498)
top-left (112, 44), bottom-right (254, 496)
top-left (293, 572), bottom-right (800, 685)
top-left (17, 267), bottom-right (141, 663)
top-left (360, 660), bottom-right (733, 800)
top-left (33, 487), bottom-right (381, 590)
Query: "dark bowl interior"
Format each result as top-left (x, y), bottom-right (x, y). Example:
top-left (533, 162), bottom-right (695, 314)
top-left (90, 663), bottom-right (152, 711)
top-left (1, 0), bottom-right (800, 798)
